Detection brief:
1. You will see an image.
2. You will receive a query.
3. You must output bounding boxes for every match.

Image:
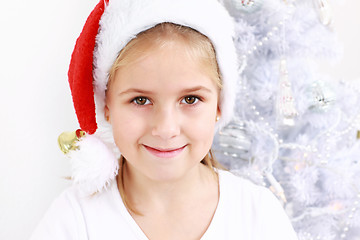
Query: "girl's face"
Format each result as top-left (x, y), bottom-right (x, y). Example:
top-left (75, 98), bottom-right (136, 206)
top-left (105, 40), bottom-right (220, 182)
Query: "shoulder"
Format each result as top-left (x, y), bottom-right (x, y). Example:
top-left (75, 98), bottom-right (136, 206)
top-left (216, 169), bottom-right (298, 239)
top-left (29, 182), bottom-right (119, 240)
top-left (217, 169), bottom-right (268, 198)
top-left (217, 169), bottom-right (286, 215)
top-left (29, 185), bottom-right (88, 240)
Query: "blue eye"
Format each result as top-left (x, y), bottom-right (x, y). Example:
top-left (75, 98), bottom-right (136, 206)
top-left (132, 97), bottom-right (151, 105)
top-left (182, 96), bottom-right (200, 105)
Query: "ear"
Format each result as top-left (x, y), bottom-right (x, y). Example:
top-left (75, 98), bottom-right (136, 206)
top-left (215, 105), bottom-right (221, 122)
top-left (104, 105), bottom-right (111, 123)
top-left (216, 105), bottom-right (221, 119)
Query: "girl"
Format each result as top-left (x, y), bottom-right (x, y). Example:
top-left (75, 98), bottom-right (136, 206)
top-left (31, 0), bottom-right (298, 239)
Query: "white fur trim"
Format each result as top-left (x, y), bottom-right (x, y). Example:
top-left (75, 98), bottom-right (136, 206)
top-left (93, 0), bottom-right (238, 130)
top-left (68, 134), bottom-right (119, 194)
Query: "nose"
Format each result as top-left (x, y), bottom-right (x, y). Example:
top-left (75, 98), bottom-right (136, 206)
top-left (151, 105), bottom-right (180, 140)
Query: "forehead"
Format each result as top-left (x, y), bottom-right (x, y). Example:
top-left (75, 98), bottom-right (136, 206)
top-left (111, 40), bottom-right (218, 93)
top-left (118, 32), bottom-right (206, 70)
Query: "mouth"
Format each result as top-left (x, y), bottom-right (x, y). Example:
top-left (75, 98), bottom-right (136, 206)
top-left (143, 145), bottom-right (187, 158)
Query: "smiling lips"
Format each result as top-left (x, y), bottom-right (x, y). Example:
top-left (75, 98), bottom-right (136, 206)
top-left (144, 145), bottom-right (186, 158)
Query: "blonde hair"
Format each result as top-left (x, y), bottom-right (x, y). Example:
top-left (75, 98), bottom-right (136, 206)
top-left (107, 22), bottom-right (225, 214)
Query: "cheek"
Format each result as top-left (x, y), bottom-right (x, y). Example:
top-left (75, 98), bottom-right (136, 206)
top-left (109, 108), bottom-right (146, 150)
top-left (185, 104), bottom-right (217, 144)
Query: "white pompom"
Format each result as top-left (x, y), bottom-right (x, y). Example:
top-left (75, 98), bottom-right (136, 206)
top-left (68, 134), bottom-right (119, 195)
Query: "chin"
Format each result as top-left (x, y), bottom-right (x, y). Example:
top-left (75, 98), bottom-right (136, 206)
top-left (144, 164), bottom-right (200, 183)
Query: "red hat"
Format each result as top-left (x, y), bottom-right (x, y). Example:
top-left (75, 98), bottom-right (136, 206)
top-left (68, 0), bottom-right (108, 135)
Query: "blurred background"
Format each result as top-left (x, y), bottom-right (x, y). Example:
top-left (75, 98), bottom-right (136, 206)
top-left (0, 0), bottom-right (359, 239)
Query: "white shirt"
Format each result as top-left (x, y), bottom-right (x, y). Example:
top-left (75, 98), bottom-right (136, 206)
top-left (30, 170), bottom-right (298, 240)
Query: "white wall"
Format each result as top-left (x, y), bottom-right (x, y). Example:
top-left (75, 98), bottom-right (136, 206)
top-left (0, 1), bottom-right (359, 239)
top-left (0, 0), bottom-right (98, 239)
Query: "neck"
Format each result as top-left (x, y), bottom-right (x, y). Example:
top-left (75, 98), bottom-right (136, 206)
top-left (121, 162), bottom-right (218, 214)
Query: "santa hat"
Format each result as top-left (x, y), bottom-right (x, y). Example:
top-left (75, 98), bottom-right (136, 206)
top-left (66, 0), bottom-right (239, 194)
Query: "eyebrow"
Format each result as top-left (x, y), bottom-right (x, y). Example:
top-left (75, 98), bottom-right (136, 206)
top-left (118, 86), bottom-right (213, 96)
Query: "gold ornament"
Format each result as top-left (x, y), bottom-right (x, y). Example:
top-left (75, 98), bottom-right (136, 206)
top-left (357, 130), bottom-right (360, 140)
top-left (58, 129), bottom-right (85, 154)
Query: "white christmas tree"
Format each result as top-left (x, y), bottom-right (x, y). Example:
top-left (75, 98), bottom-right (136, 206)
top-left (214, 0), bottom-right (360, 239)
